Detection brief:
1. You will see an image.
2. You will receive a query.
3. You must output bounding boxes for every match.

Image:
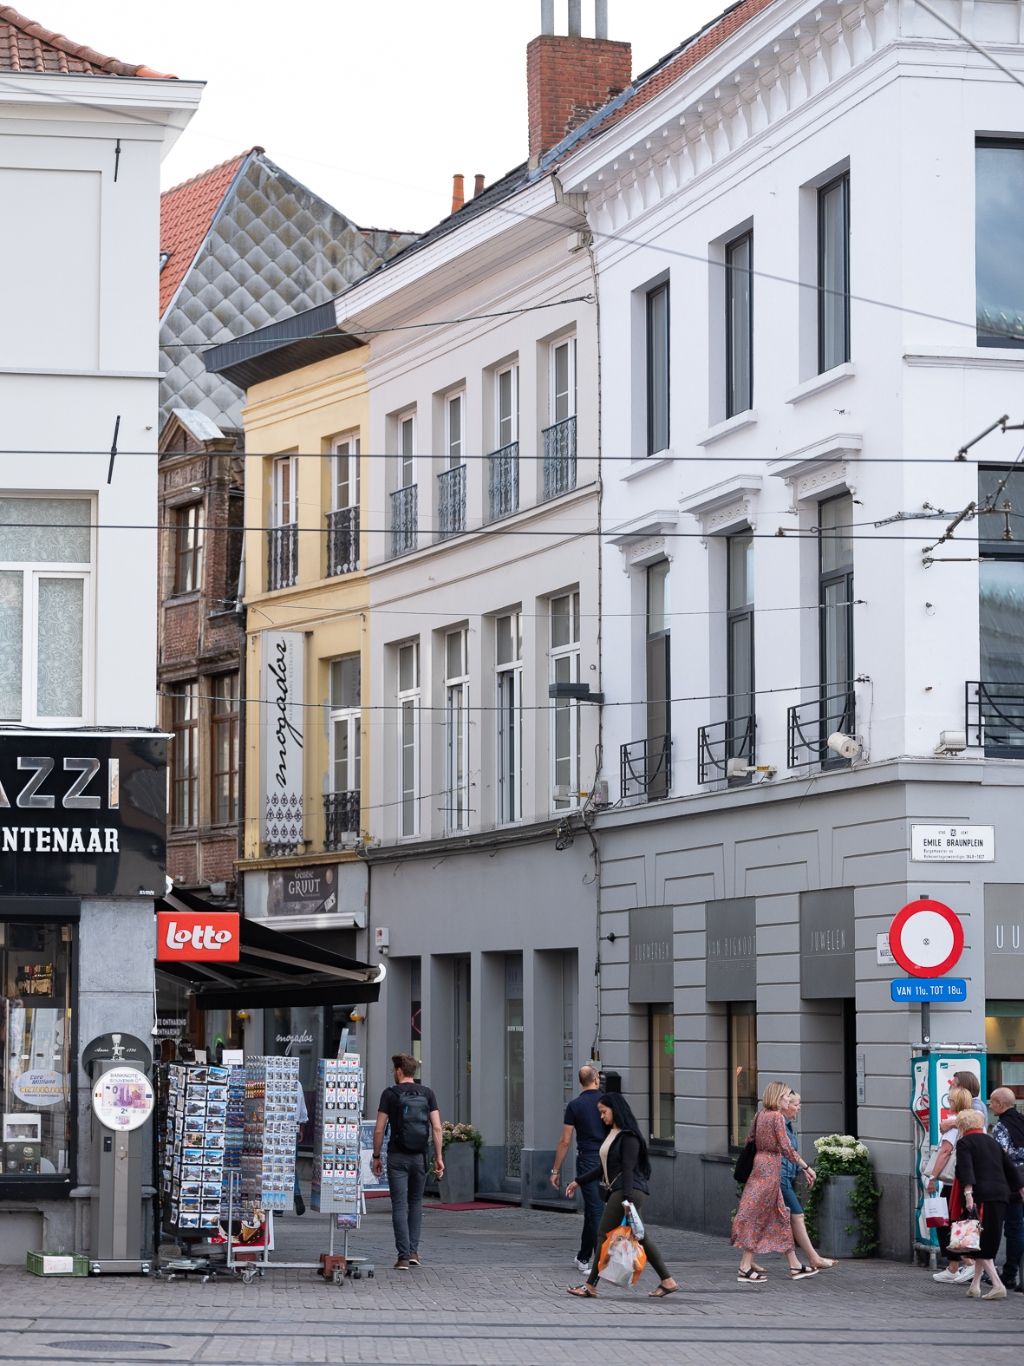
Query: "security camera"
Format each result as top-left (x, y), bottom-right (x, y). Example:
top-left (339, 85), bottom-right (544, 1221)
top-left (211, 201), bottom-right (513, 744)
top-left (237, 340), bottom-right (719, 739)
top-left (826, 732), bottom-right (861, 761)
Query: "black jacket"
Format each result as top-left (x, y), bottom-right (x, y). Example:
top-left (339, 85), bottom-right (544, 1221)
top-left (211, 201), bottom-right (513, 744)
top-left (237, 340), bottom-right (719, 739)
top-left (956, 1130), bottom-right (1024, 1203)
top-left (577, 1131), bottom-right (650, 1201)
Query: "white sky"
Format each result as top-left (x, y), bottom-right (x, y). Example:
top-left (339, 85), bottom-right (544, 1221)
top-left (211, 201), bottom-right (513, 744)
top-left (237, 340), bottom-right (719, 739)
top-left (33, 0), bottom-right (728, 230)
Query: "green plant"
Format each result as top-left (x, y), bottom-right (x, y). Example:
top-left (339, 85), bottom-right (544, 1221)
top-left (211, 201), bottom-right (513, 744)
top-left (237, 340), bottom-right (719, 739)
top-left (440, 1120), bottom-right (483, 1152)
top-left (803, 1134), bottom-right (881, 1258)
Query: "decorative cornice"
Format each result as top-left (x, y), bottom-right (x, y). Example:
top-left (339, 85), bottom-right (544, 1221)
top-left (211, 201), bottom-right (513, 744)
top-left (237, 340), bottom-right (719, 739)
top-left (768, 433), bottom-right (862, 505)
top-left (679, 474), bottom-right (762, 545)
top-left (607, 510), bottom-right (680, 571)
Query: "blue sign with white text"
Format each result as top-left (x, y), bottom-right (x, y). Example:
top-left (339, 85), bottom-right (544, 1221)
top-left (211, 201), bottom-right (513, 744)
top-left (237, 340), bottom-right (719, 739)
top-left (890, 978), bottom-right (967, 1003)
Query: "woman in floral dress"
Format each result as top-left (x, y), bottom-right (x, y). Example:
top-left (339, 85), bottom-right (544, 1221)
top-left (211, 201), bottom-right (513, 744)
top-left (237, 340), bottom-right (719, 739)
top-left (732, 1082), bottom-right (820, 1282)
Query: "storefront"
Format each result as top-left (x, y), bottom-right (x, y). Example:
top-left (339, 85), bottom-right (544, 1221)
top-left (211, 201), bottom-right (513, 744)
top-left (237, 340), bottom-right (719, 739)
top-left (0, 733), bottom-right (166, 1263)
top-left (984, 886), bottom-right (1024, 1098)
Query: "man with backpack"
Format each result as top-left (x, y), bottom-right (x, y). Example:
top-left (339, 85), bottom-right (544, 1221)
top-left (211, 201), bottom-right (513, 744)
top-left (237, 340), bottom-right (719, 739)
top-left (371, 1053), bottom-right (444, 1269)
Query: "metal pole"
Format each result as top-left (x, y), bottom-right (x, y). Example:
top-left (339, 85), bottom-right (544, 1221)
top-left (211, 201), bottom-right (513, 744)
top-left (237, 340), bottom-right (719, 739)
top-left (921, 1002), bottom-right (931, 1049)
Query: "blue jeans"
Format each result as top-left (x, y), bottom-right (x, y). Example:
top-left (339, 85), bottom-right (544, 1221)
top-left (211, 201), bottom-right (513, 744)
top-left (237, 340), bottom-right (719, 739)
top-left (1003, 1199), bottom-right (1024, 1281)
top-left (576, 1150), bottom-right (603, 1262)
top-left (387, 1149), bottom-right (426, 1259)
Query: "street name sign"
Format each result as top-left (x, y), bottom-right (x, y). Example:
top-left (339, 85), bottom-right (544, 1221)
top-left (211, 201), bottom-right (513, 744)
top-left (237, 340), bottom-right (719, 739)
top-left (911, 824), bottom-right (994, 862)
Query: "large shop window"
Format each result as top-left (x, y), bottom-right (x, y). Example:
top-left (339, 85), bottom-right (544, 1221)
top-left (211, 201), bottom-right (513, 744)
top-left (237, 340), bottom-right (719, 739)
top-left (728, 1001), bottom-right (757, 1149)
top-left (0, 496), bottom-right (92, 726)
top-left (648, 1004), bottom-right (675, 1144)
top-left (976, 140), bottom-right (1024, 347)
top-left (986, 1001), bottom-right (1024, 1098)
top-left (977, 467), bottom-right (1024, 753)
top-left (0, 922), bottom-right (72, 1180)
top-left (263, 1004), bottom-right (353, 1146)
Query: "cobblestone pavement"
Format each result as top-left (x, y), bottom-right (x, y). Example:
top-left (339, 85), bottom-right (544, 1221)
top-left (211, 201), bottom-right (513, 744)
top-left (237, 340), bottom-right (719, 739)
top-left (2, 1202), bottom-right (1020, 1366)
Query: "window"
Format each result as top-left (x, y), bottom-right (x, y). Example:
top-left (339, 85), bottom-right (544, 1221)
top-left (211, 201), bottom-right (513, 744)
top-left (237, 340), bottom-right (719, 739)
top-left (977, 141), bottom-right (1024, 347)
top-left (445, 392), bottom-right (464, 470)
top-left (976, 467), bottom-right (1024, 751)
top-left (496, 364), bottom-right (519, 447)
top-left (0, 922), bottom-right (73, 1180)
top-left (398, 642), bottom-right (420, 836)
top-left (646, 283), bottom-right (670, 454)
top-left (390, 415), bottom-right (418, 558)
top-left (439, 392), bottom-right (466, 539)
top-left (171, 680), bottom-right (199, 828)
top-left (818, 494), bottom-right (854, 756)
top-left (210, 674), bottom-right (239, 825)
top-left (646, 561), bottom-right (670, 799)
top-left (818, 173), bottom-right (850, 372)
top-left (550, 591), bottom-right (581, 810)
top-left (0, 496), bottom-right (91, 725)
top-left (400, 414), bottom-right (415, 487)
top-left (551, 338), bottom-right (577, 423)
top-left (268, 455), bottom-right (298, 590)
top-left (496, 611), bottom-right (523, 823)
top-left (271, 455), bottom-right (297, 527)
top-left (328, 434), bottom-right (360, 576)
top-left (727, 532), bottom-right (754, 769)
top-left (725, 233), bottom-right (753, 416)
top-left (648, 1004), bottom-right (675, 1144)
top-left (329, 655), bottom-right (360, 796)
top-left (444, 628), bottom-right (470, 832)
top-left (728, 1001), bottom-right (757, 1149)
top-left (333, 434), bottom-right (359, 512)
top-left (174, 502), bottom-right (204, 595)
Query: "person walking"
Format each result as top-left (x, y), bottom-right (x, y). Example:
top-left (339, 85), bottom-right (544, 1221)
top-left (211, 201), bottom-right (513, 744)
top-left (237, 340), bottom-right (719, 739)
top-left (780, 1091), bottom-right (836, 1270)
top-left (925, 1084), bottom-right (976, 1285)
top-left (955, 1108), bottom-right (1024, 1301)
top-left (732, 1081), bottom-right (818, 1282)
top-left (564, 1092), bottom-right (679, 1299)
top-left (370, 1053), bottom-right (444, 1270)
top-left (550, 1064), bottom-right (605, 1273)
top-left (987, 1087), bottom-right (1024, 1292)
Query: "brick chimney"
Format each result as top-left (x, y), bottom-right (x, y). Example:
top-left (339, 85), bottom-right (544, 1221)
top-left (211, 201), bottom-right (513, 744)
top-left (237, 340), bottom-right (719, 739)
top-left (527, 0), bottom-right (631, 166)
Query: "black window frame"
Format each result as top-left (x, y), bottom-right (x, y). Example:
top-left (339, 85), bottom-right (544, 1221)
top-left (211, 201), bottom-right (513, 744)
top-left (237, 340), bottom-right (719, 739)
top-left (647, 1002), bottom-right (675, 1147)
top-left (646, 282), bottom-right (670, 456)
top-left (725, 230), bottom-right (753, 417)
top-left (817, 172), bottom-right (851, 374)
top-left (976, 138), bottom-right (1024, 349)
top-left (726, 530), bottom-right (755, 768)
top-left (818, 493), bottom-right (855, 768)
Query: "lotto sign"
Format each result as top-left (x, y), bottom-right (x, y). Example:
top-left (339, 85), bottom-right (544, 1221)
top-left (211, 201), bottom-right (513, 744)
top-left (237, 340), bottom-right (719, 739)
top-left (156, 910), bottom-right (240, 962)
top-left (888, 898), bottom-right (964, 978)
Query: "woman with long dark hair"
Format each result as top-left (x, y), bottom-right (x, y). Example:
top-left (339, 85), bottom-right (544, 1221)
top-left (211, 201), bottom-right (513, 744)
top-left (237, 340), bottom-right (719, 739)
top-left (564, 1092), bottom-right (679, 1298)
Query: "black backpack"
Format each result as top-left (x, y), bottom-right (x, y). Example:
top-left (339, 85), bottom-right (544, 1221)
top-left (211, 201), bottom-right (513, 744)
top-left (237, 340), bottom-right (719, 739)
top-left (390, 1085), bottom-right (431, 1153)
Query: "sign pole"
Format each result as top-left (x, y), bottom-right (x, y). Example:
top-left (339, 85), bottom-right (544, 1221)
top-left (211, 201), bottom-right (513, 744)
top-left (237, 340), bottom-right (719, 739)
top-left (921, 1001), bottom-right (930, 1050)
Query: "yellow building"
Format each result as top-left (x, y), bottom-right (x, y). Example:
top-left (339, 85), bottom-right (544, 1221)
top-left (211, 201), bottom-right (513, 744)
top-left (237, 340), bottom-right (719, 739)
top-left (209, 337), bottom-right (373, 1057)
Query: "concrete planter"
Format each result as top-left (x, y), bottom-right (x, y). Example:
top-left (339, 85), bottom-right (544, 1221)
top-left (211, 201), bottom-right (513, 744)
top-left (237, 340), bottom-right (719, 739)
top-left (817, 1173), bottom-right (861, 1258)
top-left (439, 1142), bottom-right (475, 1204)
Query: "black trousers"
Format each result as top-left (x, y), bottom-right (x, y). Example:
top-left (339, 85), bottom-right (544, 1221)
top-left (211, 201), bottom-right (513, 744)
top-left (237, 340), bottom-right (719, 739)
top-left (585, 1190), bottom-right (670, 1286)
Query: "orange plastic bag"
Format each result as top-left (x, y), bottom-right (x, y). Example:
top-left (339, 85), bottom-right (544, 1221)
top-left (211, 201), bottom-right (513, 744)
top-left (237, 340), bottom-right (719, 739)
top-left (597, 1223), bottom-right (648, 1286)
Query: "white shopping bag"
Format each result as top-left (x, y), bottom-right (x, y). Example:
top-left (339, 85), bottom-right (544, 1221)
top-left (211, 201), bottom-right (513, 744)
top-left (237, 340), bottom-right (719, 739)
top-left (599, 1232), bottom-right (638, 1286)
top-left (922, 1193), bottom-right (949, 1228)
top-left (623, 1199), bottom-right (645, 1241)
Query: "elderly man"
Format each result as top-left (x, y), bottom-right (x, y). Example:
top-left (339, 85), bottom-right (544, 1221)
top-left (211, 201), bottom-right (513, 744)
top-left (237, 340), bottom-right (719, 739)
top-left (989, 1087), bottom-right (1024, 1292)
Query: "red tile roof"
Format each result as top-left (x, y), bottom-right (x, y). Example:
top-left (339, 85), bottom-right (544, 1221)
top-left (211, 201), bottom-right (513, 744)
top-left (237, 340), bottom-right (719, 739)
top-left (159, 151), bottom-right (257, 318)
top-left (0, 5), bottom-right (173, 76)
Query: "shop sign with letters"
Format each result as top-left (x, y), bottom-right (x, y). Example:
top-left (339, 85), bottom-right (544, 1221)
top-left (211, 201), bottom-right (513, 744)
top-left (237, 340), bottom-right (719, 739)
top-left (156, 910), bottom-right (239, 962)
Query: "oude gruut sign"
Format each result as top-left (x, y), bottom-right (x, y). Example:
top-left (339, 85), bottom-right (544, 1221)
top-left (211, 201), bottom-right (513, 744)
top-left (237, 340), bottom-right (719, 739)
top-left (260, 631), bottom-right (304, 850)
top-left (0, 733), bottom-right (166, 898)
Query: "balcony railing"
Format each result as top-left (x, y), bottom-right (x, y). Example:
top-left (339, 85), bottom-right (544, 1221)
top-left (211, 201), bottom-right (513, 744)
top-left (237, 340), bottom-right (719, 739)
top-left (966, 680), bottom-right (1024, 753)
top-left (786, 685), bottom-right (856, 767)
top-left (620, 734), bottom-right (672, 803)
top-left (488, 441), bottom-right (519, 521)
top-left (542, 415), bottom-right (577, 500)
top-left (324, 790), bottom-right (360, 850)
top-left (327, 505), bottom-right (359, 576)
top-left (267, 523), bottom-right (297, 591)
top-left (697, 714), bottom-right (756, 785)
top-left (389, 484), bottom-right (417, 558)
top-left (437, 464), bottom-right (466, 540)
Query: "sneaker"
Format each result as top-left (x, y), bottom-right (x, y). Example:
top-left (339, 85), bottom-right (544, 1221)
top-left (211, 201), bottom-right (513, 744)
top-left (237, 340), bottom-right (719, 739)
top-left (394, 1257), bottom-right (410, 1270)
top-left (953, 1265), bottom-right (975, 1284)
top-left (933, 1269), bottom-right (960, 1283)
top-left (574, 1257), bottom-right (592, 1274)
top-left (408, 1254), bottom-right (422, 1266)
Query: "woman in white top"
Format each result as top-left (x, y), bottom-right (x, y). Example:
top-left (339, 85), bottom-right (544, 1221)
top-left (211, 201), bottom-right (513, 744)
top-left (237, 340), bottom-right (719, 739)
top-left (924, 1085), bottom-right (975, 1284)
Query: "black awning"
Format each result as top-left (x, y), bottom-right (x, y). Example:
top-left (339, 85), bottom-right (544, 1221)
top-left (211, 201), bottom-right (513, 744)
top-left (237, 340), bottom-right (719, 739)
top-left (156, 889), bottom-right (385, 1010)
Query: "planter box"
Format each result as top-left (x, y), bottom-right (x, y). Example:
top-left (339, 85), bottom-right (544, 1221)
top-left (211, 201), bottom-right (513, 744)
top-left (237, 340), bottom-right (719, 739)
top-left (439, 1142), bottom-right (475, 1203)
top-left (817, 1173), bottom-right (861, 1258)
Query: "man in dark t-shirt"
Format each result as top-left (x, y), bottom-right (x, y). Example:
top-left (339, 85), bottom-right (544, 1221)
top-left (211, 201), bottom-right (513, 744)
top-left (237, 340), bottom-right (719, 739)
top-left (371, 1053), bottom-right (443, 1269)
top-left (550, 1064), bottom-right (604, 1271)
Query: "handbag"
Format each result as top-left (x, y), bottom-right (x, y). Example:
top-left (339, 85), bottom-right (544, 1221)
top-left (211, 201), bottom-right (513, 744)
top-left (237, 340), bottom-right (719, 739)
top-left (948, 1214), bottom-right (982, 1253)
top-left (922, 1192), bottom-right (949, 1228)
top-left (733, 1113), bottom-right (759, 1184)
top-left (598, 1222), bottom-right (648, 1287)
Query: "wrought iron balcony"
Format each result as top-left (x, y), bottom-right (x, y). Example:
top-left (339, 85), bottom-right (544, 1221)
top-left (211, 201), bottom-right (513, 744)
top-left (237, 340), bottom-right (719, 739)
top-left (437, 464), bottom-right (466, 540)
top-left (389, 484), bottom-right (417, 558)
top-left (966, 680), bottom-right (1024, 753)
top-left (542, 415), bottom-right (577, 500)
top-left (786, 685), bottom-right (856, 767)
top-left (488, 441), bottom-right (519, 521)
top-left (267, 523), bottom-right (297, 591)
top-left (324, 790), bottom-right (360, 850)
top-left (620, 734), bottom-right (672, 803)
top-left (697, 714), bottom-right (756, 785)
top-left (326, 505), bottom-right (359, 576)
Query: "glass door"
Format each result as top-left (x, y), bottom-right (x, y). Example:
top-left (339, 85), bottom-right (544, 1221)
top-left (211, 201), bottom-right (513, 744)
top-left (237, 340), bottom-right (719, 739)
top-left (503, 955), bottom-right (524, 1186)
top-left (453, 957), bottom-right (471, 1123)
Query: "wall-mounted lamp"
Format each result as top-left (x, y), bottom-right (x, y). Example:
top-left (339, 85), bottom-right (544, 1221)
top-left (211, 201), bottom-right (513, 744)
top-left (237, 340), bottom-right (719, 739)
top-left (826, 732), bottom-right (862, 761)
top-left (548, 682), bottom-right (604, 704)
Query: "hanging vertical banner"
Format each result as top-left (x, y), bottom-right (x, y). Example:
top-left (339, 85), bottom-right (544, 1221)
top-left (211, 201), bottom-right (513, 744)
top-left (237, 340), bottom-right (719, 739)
top-left (261, 631), bottom-right (305, 850)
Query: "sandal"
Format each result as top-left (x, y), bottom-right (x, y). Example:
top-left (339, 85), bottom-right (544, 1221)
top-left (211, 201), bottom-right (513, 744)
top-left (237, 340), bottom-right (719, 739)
top-left (737, 1268), bottom-right (767, 1282)
top-left (649, 1283), bottom-right (679, 1297)
top-left (567, 1284), bottom-right (598, 1298)
top-left (814, 1258), bottom-right (838, 1270)
top-left (789, 1265), bottom-right (819, 1279)
top-left (752, 1263), bottom-right (767, 1274)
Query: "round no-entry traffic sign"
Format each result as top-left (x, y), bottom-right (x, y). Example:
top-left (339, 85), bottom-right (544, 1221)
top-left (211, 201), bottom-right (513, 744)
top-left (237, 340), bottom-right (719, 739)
top-left (888, 898), bottom-right (964, 978)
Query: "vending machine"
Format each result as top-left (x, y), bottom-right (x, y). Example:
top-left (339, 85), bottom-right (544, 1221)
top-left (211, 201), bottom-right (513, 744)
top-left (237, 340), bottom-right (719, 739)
top-left (910, 1049), bottom-right (986, 1255)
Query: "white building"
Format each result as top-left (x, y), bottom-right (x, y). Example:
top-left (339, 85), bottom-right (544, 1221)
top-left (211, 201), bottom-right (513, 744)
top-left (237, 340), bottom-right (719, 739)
top-left (0, 9), bottom-right (199, 1261)
top-left (551, 0), bottom-right (1024, 1254)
